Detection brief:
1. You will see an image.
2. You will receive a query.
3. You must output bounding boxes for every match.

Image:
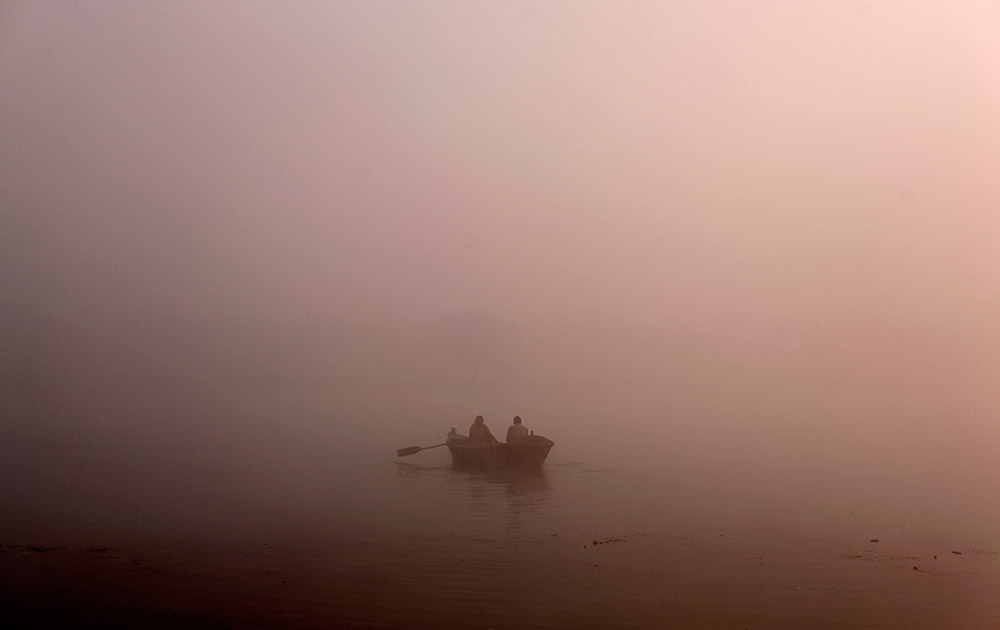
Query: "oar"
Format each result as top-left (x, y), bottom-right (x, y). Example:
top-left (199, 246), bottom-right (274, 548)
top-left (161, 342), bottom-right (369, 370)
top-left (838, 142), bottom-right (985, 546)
top-left (396, 443), bottom-right (447, 457)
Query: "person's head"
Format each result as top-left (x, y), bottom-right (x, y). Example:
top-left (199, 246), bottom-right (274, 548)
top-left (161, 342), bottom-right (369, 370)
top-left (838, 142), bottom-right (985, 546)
top-left (474, 415), bottom-right (484, 424)
top-left (513, 416), bottom-right (522, 425)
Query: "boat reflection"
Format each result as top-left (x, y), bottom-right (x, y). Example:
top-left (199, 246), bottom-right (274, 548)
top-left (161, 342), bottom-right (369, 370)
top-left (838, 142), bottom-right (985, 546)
top-left (446, 466), bottom-right (553, 533)
top-left (395, 458), bottom-right (553, 527)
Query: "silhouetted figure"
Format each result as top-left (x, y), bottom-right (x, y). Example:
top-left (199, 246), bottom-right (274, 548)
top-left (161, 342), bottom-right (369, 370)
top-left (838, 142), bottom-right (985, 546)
top-left (506, 415), bottom-right (529, 443)
top-left (469, 415), bottom-right (498, 445)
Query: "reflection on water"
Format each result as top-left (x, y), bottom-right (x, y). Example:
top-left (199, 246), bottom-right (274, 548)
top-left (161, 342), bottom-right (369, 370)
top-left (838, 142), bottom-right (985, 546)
top-left (393, 460), bottom-right (553, 542)
top-left (2, 440), bottom-right (999, 629)
top-left (355, 457), bottom-right (999, 629)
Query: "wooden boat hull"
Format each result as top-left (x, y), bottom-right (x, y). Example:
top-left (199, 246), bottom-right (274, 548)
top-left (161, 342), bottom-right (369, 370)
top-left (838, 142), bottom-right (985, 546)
top-left (446, 435), bottom-right (554, 470)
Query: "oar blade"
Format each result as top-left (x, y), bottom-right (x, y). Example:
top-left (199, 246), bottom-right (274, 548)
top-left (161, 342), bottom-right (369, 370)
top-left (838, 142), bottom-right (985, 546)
top-left (396, 445), bottom-right (422, 457)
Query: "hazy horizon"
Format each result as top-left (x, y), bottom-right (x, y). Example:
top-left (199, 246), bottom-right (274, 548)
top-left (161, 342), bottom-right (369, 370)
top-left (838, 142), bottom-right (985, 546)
top-left (2, 5), bottom-right (1000, 623)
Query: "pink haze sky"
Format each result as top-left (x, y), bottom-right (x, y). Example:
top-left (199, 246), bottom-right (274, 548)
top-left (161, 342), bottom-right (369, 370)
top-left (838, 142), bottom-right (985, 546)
top-left (2, 1), bottom-right (998, 415)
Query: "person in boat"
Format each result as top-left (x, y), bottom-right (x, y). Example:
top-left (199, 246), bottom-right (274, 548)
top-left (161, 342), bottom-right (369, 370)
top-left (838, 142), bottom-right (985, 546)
top-left (469, 415), bottom-right (498, 446)
top-left (506, 415), bottom-right (529, 443)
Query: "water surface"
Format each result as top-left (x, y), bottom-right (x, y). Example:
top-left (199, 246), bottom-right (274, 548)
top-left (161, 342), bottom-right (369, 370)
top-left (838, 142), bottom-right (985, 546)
top-left (2, 421), bottom-right (997, 628)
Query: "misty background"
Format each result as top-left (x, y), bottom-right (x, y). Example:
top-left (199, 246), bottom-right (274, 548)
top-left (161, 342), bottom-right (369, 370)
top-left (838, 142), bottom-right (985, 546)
top-left (2, 1), bottom-right (999, 540)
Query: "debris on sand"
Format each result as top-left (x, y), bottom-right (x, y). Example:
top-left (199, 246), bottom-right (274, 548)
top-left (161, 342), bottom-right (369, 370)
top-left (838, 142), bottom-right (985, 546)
top-left (870, 539), bottom-right (879, 543)
top-left (951, 551), bottom-right (962, 555)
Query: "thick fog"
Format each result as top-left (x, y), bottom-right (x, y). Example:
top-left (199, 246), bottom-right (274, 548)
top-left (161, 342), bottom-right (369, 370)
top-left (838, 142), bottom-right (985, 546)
top-left (3, 1), bottom-right (999, 535)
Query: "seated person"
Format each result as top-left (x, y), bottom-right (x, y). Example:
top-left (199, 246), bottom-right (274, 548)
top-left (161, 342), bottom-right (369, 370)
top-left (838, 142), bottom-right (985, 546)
top-left (506, 415), bottom-right (529, 443)
top-left (469, 415), bottom-right (498, 445)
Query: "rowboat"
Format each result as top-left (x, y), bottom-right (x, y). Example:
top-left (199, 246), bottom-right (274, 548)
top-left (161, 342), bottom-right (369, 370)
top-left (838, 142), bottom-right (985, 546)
top-left (446, 434), bottom-right (555, 469)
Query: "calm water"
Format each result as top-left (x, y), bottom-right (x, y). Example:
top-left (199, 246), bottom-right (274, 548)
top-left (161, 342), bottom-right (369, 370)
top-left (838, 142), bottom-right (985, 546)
top-left (2, 421), bottom-right (998, 628)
